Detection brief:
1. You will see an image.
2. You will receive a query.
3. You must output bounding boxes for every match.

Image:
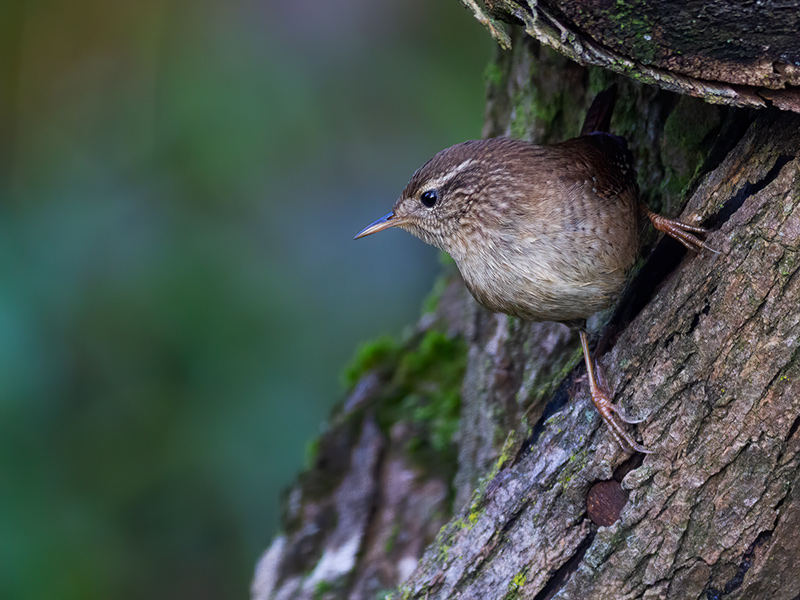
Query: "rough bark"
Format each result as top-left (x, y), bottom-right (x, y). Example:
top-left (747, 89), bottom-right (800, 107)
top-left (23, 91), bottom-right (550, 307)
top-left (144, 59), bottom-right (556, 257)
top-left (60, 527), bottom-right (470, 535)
top-left (252, 22), bottom-right (800, 600)
top-left (464, 0), bottom-right (800, 112)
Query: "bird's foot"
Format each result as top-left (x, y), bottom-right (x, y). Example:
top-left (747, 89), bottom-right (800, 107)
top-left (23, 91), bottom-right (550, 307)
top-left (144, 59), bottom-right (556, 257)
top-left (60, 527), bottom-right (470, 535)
top-left (594, 364), bottom-right (645, 424)
top-left (591, 386), bottom-right (652, 454)
top-left (579, 330), bottom-right (651, 454)
top-left (647, 211), bottom-right (718, 254)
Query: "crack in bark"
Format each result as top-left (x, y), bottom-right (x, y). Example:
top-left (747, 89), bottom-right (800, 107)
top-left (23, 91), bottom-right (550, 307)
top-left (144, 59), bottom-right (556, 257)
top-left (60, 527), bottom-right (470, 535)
top-left (687, 302), bottom-right (711, 336)
top-left (531, 533), bottom-right (595, 600)
top-left (768, 362), bottom-right (800, 470)
top-left (786, 415), bottom-right (800, 443)
top-left (524, 375), bottom-right (574, 451)
top-left (705, 154), bottom-right (794, 228)
top-left (704, 530), bottom-right (772, 598)
top-left (605, 238), bottom-right (688, 341)
top-left (696, 112), bottom-right (758, 186)
top-left (650, 487), bottom-right (685, 522)
top-left (666, 516), bottom-right (696, 581)
top-left (697, 441), bottom-right (751, 497)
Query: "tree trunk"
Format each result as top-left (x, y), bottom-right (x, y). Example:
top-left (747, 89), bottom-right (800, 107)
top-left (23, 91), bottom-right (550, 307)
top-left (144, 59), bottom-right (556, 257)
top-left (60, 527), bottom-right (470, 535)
top-left (468, 0), bottom-right (800, 112)
top-left (252, 17), bottom-right (800, 600)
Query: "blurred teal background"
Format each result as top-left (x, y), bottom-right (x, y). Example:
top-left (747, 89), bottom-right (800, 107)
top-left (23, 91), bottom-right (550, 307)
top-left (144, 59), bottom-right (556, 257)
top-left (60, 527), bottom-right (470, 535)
top-left (0, 1), bottom-right (492, 598)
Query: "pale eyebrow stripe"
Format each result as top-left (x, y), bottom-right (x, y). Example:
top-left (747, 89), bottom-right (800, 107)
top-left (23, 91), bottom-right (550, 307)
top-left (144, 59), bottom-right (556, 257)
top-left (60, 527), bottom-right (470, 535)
top-left (424, 158), bottom-right (476, 190)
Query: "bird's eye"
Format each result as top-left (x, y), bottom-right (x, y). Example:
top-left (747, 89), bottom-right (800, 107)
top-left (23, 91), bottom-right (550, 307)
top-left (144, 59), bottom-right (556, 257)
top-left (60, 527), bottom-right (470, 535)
top-left (420, 189), bottom-right (438, 207)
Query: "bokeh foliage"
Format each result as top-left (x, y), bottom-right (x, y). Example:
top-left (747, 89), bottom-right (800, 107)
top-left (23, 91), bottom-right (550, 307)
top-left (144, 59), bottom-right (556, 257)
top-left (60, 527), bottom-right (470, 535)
top-left (0, 1), bottom-right (492, 598)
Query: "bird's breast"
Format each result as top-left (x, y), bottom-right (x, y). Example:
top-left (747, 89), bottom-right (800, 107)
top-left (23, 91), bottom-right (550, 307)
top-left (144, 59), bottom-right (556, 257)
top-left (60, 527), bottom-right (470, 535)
top-left (450, 214), bottom-right (637, 323)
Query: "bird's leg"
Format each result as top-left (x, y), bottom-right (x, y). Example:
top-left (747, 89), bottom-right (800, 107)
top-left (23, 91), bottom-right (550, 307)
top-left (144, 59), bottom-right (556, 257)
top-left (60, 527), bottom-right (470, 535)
top-left (593, 361), bottom-right (645, 424)
top-left (579, 330), bottom-right (651, 454)
top-left (642, 207), bottom-right (718, 254)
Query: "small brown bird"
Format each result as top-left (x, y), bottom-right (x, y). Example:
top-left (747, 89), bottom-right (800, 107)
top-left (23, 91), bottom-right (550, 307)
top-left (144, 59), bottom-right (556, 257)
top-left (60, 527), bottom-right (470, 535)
top-left (355, 87), bottom-right (712, 453)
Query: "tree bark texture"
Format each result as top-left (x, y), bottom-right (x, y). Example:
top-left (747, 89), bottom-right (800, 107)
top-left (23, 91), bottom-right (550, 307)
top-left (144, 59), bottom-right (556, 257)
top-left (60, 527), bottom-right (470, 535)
top-left (253, 25), bottom-right (800, 600)
top-left (465, 0), bottom-right (800, 112)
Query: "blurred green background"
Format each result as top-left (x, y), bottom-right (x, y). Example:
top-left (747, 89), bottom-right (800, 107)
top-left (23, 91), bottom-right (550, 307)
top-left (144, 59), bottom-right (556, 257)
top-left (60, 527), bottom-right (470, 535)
top-left (0, 1), bottom-right (492, 598)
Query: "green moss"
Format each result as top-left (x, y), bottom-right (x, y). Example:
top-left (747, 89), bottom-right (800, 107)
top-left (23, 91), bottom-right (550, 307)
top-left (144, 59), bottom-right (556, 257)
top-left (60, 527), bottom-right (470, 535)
top-left (778, 245), bottom-right (800, 278)
top-left (603, 0), bottom-right (656, 64)
top-left (467, 506), bottom-right (483, 528)
top-left (587, 66), bottom-right (617, 97)
top-left (661, 98), bottom-right (721, 203)
top-left (486, 429), bottom-right (519, 480)
top-left (449, 503), bottom-right (484, 536)
top-left (502, 43), bottom-right (596, 143)
top-left (559, 346), bottom-right (585, 381)
top-left (384, 522), bottom-right (402, 554)
top-left (664, 100), bottom-right (716, 150)
top-left (521, 346), bottom-right (584, 413)
top-left (510, 90), bottom-right (535, 140)
top-left (530, 93), bottom-right (562, 126)
top-left (335, 324), bottom-right (468, 510)
top-left (496, 430), bottom-right (517, 467)
top-left (483, 60), bottom-right (505, 87)
top-left (304, 436), bottom-right (321, 468)
top-left (359, 329), bottom-right (468, 479)
top-left (313, 579), bottom-right (339, 600)
top-left (437, 538), bottom-right (451, 563)
top-left (396, 332), bottom-right (465, 448)
top-left (341, 335), bottom-right (402, 389)
top-left (504, 567), bottom-right (529, 599)
top-left (431, 516), bottom-right (463, 565)
top-left (396, 584), bottom-right (412, 600)
top-left (558, 447), bottom-right (590, 486)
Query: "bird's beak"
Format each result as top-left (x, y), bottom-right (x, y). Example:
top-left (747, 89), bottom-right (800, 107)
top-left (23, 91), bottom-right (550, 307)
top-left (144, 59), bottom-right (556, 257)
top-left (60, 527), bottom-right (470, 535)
top-left (354, 212), bottom-right (400, 239)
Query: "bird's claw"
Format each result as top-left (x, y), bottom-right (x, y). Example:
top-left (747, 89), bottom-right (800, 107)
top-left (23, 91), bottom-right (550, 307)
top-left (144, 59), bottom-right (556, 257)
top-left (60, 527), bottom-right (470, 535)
top-left (648, 212), bottom-right (719, 255)
top-left (594, 362), bottom-right (646, 424)
top-left (591, 386), bottom-right (653, 454)
top-left (610, 401), bottom-right (646, 424)
top-left (579, 331), bottom-right (651, 454)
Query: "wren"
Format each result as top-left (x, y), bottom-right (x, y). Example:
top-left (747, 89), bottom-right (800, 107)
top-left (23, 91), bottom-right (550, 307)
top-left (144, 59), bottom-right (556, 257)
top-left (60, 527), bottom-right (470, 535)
top-left (354, 87), bottom-right (712, 453)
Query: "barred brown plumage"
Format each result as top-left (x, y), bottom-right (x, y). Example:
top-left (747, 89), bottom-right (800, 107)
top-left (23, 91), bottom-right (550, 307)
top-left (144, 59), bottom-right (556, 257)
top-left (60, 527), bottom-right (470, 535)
top-left (355, 87), bottom-right (714, 454)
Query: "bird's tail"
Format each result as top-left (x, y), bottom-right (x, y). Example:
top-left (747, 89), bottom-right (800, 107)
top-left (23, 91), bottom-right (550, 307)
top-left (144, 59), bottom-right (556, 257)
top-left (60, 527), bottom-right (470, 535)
top-left (580, 84), bottom-right (618, 135)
